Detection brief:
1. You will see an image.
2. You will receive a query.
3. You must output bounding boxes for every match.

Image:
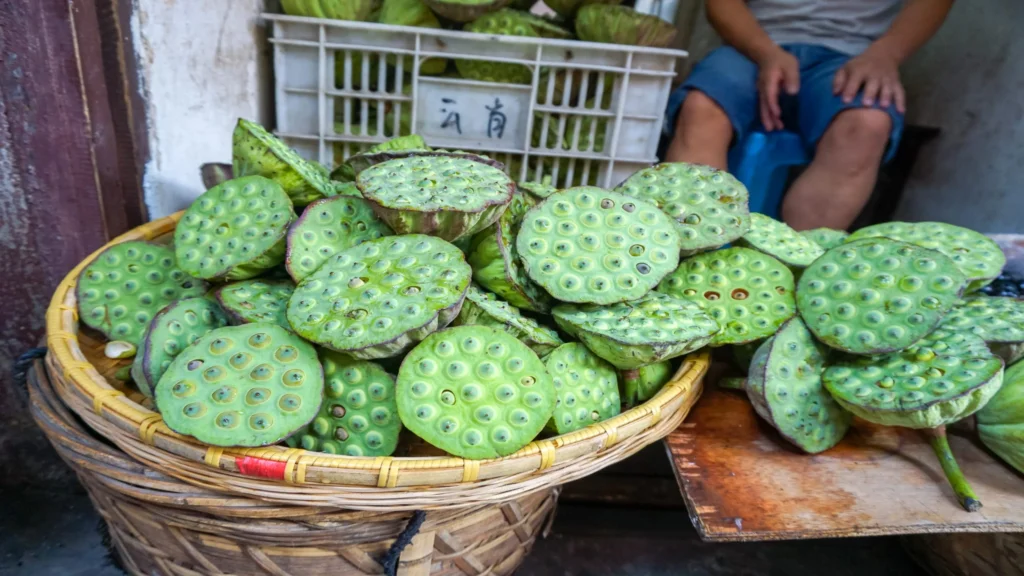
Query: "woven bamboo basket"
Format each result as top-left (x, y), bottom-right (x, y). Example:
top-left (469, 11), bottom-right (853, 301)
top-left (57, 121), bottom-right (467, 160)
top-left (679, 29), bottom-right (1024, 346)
top-left (903, 533), bottom-right (1024, 576)
top-left (44, 212), bottom-right (710, 512)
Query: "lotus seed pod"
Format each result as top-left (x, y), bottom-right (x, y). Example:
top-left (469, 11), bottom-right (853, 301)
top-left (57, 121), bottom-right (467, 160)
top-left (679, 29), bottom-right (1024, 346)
top-left (518, 188), bottom-right (681, 305)
top-left (575, 4), bottom-right (677, 47)
top-left (397, 326), bottom-right (556, 459)
top-left (201, 163), bottom-right (234, 189)
top-left (378, 0), bottom-right (447, 74)
top-left (154, 323), bottom-right (324, 447)
top-left (621, 361), bottom-right (673, 407)
top-left (105, 341), bottom-right (137, 360)
top-left (422, 0), bottom-right (512, 22)
top-left (287, 235), bottom-right (471, 359)
top-left (458, 10), bottom-right (538, 83)
top-left (738, 213), bottom-right (825, 269)
top-left (334, 182), bottom-right (361, 197)
top-left (941, 295), bottom-right (1024, 344)
top-left (215, 279), bottom-right (295, 329)
top-left (77, 241), bottom-right (209, 346)
top-left (614, 163), bottom-right (751, 255)
top-left (174, 176), bottom-right (295, 281)
top-left (519, 177), bottom-right (559, 200)
top-left (977, 360), bottom-right (1024, 475)
top-left (516, 11), bottom-right (573, 38)
top-left (544, 343), bottom-right (620, 434)
top-left (543, 0), bottom-right (619, 19)
top-left (658, 247), bottom-right (796, 346)
top-left (824, 328), bottom-right (1003, 511)
top-left (847, 222), bottom-right (1005, 292)
top-left (232, 118), bottom-right (335, 206)
top-left (745, 318), bottom-right (851, 454)
top-left (356, 156), bottom-right (514, 241)
top-left (797, 238), bottom-right (966, 355)
top-left (453, 285), bottom-right (563, 357)
top-left (288, 351), bottom-right (401, 456)
top-left (468, 191), bottom-right (552, 312)
top-left (801, 227), bottom-right (849, 250)
top-left (992, 342), bottom-right (1024, 366)
top-left (132, 297), bottom-right (230, 397)
top-left (553, 292), bottom-right (718, 369)
top-left (281, 0), bottom-right (381, 21)
top-left (286, 196), bottom-right (393, 282)
top-left (347, 149), bottom-right (503, 181)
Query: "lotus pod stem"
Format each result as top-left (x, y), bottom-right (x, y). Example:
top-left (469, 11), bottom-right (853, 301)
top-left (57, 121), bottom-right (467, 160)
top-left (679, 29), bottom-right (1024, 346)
top-left (923, 426), bottom-right (982, 512)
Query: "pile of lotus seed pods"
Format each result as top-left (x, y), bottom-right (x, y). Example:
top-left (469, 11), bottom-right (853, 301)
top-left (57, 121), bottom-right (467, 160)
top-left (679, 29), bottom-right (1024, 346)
top-left (78, 120), bottom-right (1024, 508)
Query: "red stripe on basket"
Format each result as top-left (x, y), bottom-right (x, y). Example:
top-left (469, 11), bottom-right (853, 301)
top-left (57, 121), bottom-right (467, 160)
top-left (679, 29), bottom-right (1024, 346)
top-left (235, 456), bottom-right (288, 480)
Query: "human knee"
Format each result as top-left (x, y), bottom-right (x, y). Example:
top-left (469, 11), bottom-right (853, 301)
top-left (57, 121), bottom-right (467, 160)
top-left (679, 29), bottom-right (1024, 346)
top-left (826, 109), bottom-right (892, 148)
top-left (678, 91), bottom-right (731, 133)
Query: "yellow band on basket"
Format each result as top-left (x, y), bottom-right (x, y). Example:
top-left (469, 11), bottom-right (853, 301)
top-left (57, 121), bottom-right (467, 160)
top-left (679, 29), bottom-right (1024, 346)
top-left (283, 449), bottom-right (304, 484)
top-left (596, 422), bottom-right (619, 449)
top-left (538, 442), bottom-right (556, 471)
top-left (58, 304), bottom-right (79, 322)
top-left (462, 459), bottom-right (480, 483)
top-left (138, 414), bottom-right (162, 445)
top-left (377, 458), bottom-right (399, 488)
top-left (649, 403), bottom-right (662, 425)
top-left (92, 389), bottom-right (124, 415)
top-left (204, 447), bottom-right (224, 468)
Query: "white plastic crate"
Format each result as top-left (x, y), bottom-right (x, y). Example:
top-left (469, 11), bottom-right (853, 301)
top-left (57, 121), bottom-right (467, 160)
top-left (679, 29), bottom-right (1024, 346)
top-left (265, 13), bottom-right (687, 188)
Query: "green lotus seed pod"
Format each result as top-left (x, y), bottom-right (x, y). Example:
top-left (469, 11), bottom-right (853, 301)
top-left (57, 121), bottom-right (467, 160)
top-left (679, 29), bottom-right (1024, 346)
top-left (468, 191), bottom-right (551, 312)
top-left (286, 196), bottom-right (393, 282)
top-left (621, 361), bottom-right (673, 407)
top-left (378, 0), bottom-right (447, 74)
top-left (942, 295), bottom-right (1024, 344)
top-left (287, 351), bottom-right (401, 456)
top-left (797, 238), bottom-right (966, 355)
top-left (347, 149), bottom-right (503, 181)
top-left (174, 176), bottom-right (295, 281)
top-left (333, 182), bottom-right (361, 197)
top-left (575, 5), bottom-right (677, 47)
top-left (155, 323), bottom-right (324, 447)
top-left (545, 343), bottom-right (620, 434)
top-left (801, 227), bottom-right (849, 250)
top-left (553, 292), bottom-right (718, 369)
top-left (977, 360), bottom-right (1024, 474)
top-left (746, 318), bottom-right (850, 453)
top-left (77, 241), bottom-right (209, 346)
top-left (824, 328), bottom-right (1003, 511)
top-left (215, 279), bottom-right (295, 329)
top-left (357, 156), bottom-right (514, 241)
top-left (105, 341), bottom-right (137, 360)
top-left (233, 118), bottom-right (335, 207)
top-left (422, 0), bottom-right (512, 22)
top-left (397, 326), bottom-right (556, 459)
top-left (658, 247), bottom-right (796, 346)
top-left (738, 213), bottom-right (825, 269)
top-left (458, 10), bottom-right (538, 84)
top-left (847, 222), bottom-right (1005, 292)
top-left (516, 11), bottom-right (573, 38)
top-left (453, 285), bottom-right (563, 356)
top-left (519, 177), bottom-right (559, 200)
top-left (543, 0), bottom-right (619, 19)
top-left (132, 297), bottom-right (229, 397)
top-left (281, 0), bottom-right (381, 21)
top-left (518, 188), bottom-right (681, 305)
top-left (288, 235), bottom-right (471, 359)
top-left (614, 163), bottom-right (751, 255)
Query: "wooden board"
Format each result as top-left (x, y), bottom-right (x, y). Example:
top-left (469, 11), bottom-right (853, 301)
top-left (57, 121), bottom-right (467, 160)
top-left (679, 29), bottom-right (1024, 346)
top-left (666, 384), bottom-right (1024, 542)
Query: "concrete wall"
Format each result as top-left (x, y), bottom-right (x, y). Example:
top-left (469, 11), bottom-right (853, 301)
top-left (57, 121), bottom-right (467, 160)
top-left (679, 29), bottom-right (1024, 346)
top-left (895, 0), bottom-right (1024, 233)
top-left (132, 0), bottom-right (270, 219)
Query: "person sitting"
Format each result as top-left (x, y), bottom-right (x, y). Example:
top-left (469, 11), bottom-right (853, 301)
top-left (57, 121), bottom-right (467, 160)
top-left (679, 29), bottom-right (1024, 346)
top-left (663, 0), bottom-right (954, 230)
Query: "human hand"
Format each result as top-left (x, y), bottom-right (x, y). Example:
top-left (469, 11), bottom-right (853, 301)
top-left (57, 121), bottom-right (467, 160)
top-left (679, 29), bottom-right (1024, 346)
top-left (833, 45), bottom-right (906, 113)
top-left (755, 47), bottom-right (800, 131)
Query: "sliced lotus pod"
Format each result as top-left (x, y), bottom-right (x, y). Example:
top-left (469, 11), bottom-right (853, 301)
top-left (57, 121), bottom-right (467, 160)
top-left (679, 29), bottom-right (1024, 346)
top-left (575, 4), bottom-right (677, 47)
top-left (357, 156), bottom-right (514, 241)
top-left (286, 196), bottom-right (393, 282)
top-left (458, 10), bottom-right (537, 84)
top-left (977, 360), bottom-right (1024, 475)
top-left (518, 188), bottom-right (681, 305)
top-left (545, 343), bottom-right (620, 434)
top-left (131, 297), bottom-right (230, 397)
top-left (519, 177), bottom-right (558, 200)
top-left (422, 0), bottom-right (511, 22)
top-left (453, 285), bottom-right (562, 356)
top-left (847, 221), bottom-right (1005, 292)
top-left (738, 213), bottom-right (825, 269)
top-left (746, 318), bottom-right (851, 454)
top-left (105, 341), bottom-right (137, 360)
top-left (215, 279), bottom-right (295, 329)
top-left (77, 241), bottom-right (209, 345)
top-left (941, 295), bottom-right (1024, 344)
top-left (468, 191), bottom-right (551, 312)
top-left (347, 149), bottom-right (502, 180)
top-left (287, 351), bottom-right (401, 456)
top-left (287, 235), bottom-right (471, 359)
top-left (155, 323), bottom-right (324, 447)
top-left (824, 328), bottom-right (1003, 511)
top-left (800, 227), bottom-right (849, 250)
top-left (658, 247), bottom-right (796, 346)
top-left (174, 176), bottom-right (296, 281)
top-left (232, 118), bottom-right (335, 206)
top-left (543, 0), bottom-right (619, 19)
top-left (396, 325), bottom-right (556, 459)
top-left (614, 163), bottom-right (751, 255)
top-left (281, 0), bottom-right (381, 21)
top-left (553, 292), bottom-right (718, 369)
top-left (621, 361), bottom-right (673, 408)
top-left (797, 238), bottom-right (966, 355)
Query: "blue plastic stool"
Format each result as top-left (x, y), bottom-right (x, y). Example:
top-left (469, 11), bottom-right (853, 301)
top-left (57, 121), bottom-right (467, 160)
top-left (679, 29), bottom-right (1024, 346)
top-left (727, 131), bottom-right (810, 219)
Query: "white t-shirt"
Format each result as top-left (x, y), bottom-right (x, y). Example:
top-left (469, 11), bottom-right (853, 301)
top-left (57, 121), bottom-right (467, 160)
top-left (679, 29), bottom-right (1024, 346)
top-left (747, 0), bottom-right (904, 55)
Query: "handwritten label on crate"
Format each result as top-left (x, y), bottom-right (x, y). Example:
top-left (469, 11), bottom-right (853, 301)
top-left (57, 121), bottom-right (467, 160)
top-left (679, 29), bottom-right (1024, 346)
top-left (414, 79), bottom-right (530, 150)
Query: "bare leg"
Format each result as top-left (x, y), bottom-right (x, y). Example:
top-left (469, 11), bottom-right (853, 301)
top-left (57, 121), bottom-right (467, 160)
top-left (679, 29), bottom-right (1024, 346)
top-left (782, 109), bottom-right (892, 231)
top-left (664, 91), bottom-right (734, 170)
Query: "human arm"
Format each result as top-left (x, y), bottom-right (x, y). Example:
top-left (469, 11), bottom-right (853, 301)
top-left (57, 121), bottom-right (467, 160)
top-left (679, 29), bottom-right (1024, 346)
top-left (834, 0), bottom-right (955, 113)
top-left (705, 0), bottom-right (798, 130)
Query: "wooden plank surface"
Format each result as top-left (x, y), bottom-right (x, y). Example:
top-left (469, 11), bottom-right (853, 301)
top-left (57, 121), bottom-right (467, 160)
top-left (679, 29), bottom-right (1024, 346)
top-left (666, 384), bottom-right (1024, 542)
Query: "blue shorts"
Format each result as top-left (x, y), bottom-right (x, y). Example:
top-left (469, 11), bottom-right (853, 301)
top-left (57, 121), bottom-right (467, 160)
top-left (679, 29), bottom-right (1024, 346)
top-left (664, 44), bottom-right (904, 161)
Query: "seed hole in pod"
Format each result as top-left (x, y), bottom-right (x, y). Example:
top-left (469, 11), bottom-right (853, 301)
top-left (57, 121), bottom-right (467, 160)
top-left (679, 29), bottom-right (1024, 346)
top-left (775, 286), bottom-right (787, 295)
top-left (403, 285), bottom-right (421, 296)
top-left (636, 263), bottom-right (651, 275)
top-left (187, 359), bottom-right (204, 371)
top-left (521, 375), bottom-right (536, 387)
top-left (600, 199), bottom-right (614, 209)
top-left (731, 288), bottom-right (749, 300)
top-left (335, 427), bottom-right (349, 441)
top-left (703, 291), bottom-right (721, 301)
top-left (440, 390), bottom-right (456, 405)
top-left (623, 202), bottom-right (635, 213)
top-left (629, 244), bottom-right (646, 257)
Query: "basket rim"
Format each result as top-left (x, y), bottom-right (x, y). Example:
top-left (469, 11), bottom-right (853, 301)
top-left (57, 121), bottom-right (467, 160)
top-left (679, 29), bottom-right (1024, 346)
top-left (46, 212), bottom-right (708, 492)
